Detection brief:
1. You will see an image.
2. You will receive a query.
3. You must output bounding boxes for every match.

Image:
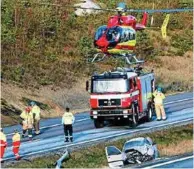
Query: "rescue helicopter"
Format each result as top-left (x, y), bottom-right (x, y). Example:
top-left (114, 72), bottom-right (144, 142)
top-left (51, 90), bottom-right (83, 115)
top-left (21, 1), bottom-right (193, 64)
top-left (93, 2), bottom-right (148, 64)
top-left (90, 2), bottom-right (193, 64)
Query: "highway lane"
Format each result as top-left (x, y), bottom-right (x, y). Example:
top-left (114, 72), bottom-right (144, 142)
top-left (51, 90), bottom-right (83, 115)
top-left (4, 93), bottom-right (193, 145)
top-left (4, 92), bottom-right (193, 135)
top-left (140, 155), bottom-right (194, 168)
top-left (3, 92), bottom-right (193, 161)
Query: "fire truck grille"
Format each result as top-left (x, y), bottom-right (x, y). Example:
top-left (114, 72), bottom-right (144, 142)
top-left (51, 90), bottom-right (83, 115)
top-left (98, 99), bottom-right (121, 106)
top-left (98, 110), bottom-right (123, 115)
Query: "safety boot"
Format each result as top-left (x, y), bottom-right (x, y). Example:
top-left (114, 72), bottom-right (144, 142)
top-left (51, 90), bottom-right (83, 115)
top-left (70, 137), bottom-right (73, 142)
top-left (35, 130), bottom-right (40, 135)
top-left (15, 155), bottom-right (21, 161)
top-left (65, 138), bottom-right (69, 142)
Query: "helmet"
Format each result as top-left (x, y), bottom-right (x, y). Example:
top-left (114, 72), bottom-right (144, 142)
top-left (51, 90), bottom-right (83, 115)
top-left (30, 101), bottom-right (36, 106)
top-left (116, 2), bottom-right (127, 12)
top-left (66, 107), bottom-right (70, 112)
top-left (25, 107), bottom-right (31, 112)
top-left (157, 87), bottom-right (162, 92)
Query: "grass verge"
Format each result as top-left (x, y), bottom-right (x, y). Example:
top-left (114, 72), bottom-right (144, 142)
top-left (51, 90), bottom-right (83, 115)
top-left (5, 124), bottom-right (193, 168)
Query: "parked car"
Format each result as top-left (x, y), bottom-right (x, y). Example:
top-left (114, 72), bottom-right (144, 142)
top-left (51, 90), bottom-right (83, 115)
top-left (105, 137), bottom-right (159, 168)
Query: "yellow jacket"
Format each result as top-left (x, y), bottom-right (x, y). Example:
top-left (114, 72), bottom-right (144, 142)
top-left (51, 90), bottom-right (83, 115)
top-left (31, 105), bottom-right (41, 120)
top-left (153, 90), bottom-right (165, 104)
top-left (12, 133), bottom-right (21, 142)
top-left (0, 131), bottom-right (7, 142)
top-left (20, 111), bottom-right (34, 126)
top-left (62, 112), bottom-right (75, 125)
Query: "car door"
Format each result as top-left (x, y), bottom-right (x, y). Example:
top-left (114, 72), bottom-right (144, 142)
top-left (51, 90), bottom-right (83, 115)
top-left (105, 146), bottom-right (124, 168)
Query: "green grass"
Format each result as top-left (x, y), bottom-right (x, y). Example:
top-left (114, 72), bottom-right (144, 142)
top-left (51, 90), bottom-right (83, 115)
top-left (1, 0), bottom-right (193, 91)
top-left (6, 124), bottom-right (193, 168)
top-left (1, 98), bottom-right (22, 126)
top-left (21, 97), bottom-right (51, 110)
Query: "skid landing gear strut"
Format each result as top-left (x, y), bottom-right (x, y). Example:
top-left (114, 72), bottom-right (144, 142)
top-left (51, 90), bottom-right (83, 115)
top-left (89, 52), bottom-right (144, 65)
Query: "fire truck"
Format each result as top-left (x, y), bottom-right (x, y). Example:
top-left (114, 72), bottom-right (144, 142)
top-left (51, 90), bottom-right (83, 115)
top-left (86, 67), bottom-right (155, 128)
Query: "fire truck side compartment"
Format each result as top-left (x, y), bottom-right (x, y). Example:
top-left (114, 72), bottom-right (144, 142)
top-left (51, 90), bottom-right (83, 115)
top-left (138, 73), bottom-right (155, 112)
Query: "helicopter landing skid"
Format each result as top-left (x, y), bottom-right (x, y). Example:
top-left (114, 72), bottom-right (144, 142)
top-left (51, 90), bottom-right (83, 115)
top-left (124, 54), bottom-right (144, 65)
top-left (89, 53), bottom-right (144, 65)
top-left (91, 53), bottom-right (106, 62)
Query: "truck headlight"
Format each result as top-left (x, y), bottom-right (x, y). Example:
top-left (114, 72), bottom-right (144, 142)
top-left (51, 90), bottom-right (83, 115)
top-left (93, 111), bottom-right (97, 114)
top-left (123, 110), bottom-right (128, 114)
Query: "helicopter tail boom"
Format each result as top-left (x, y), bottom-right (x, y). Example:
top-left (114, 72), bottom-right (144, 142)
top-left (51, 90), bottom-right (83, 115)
top-left (136, 12), bottom-right (148, 30)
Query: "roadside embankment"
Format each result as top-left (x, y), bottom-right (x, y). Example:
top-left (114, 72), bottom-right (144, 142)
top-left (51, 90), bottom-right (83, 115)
top-left (1, 79), bottom-right (89, 127)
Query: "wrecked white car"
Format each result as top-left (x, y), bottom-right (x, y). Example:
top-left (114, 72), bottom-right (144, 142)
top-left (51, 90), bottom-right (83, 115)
top-left (105, 137), bottom-right (159, 168)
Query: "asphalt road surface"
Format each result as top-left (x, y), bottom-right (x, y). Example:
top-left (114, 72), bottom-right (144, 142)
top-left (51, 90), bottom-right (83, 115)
top-left (139, 154), bottom-right (193, 168)
top-left (3, 92), bottom-right (193, 161)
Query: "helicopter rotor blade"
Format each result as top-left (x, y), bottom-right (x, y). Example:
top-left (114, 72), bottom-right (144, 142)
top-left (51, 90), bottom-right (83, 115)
top-left (21, 1), bottom-right (117, 12)
top-left (126, 8), bottom-right (194, 13)
top-left (20, 1), bottom-right (193, 13)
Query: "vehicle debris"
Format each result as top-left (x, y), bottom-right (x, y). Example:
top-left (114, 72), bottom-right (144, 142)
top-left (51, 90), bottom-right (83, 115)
top-left (55, 149), bottom-right (70, 169)
top-left (105, 137), bottom-right (159, 168)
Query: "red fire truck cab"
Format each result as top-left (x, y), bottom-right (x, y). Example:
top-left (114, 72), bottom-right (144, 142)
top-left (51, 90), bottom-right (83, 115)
top-left (87, 67), bottom-right (155, 128)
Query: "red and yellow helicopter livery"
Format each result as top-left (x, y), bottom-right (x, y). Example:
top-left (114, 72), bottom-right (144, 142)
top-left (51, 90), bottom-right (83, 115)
top-left (94, 3), bottom-right (148, 56)
top-left (91, 2), bottom-right (193, 63)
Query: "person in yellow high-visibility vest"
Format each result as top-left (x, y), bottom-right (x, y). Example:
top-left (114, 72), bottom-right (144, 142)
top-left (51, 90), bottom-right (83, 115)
top-left (30, 101), bottom-right (41, 135)
top-left (153, 87), bottom-right (167, 121)
top-left (62, 107), bottom-right (75, 142)
top-left (20, 107), bottom-right (34, 140)
top-left (12, 130), bottom-right (21, 160)
top-left (0, 128), bottom-right (7, 163)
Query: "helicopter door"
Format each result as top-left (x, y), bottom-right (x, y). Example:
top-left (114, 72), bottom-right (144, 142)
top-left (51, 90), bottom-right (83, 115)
top-left (105, 146), bottom-right (124, 168)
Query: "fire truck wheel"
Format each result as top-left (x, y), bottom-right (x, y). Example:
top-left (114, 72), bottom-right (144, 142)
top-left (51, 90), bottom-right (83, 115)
top-left (129, 103), bottom-right (139, 128)
top-left (146, 106), bottom-right (153, 122)
top-left (94, 119), bottom-right (104, 128)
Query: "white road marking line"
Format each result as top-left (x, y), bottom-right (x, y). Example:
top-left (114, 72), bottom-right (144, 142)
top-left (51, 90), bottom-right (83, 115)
top-left (143, 155), bottom-right (194, 168)
top-left (164, 98), bottom-right (193, 105)
top-left (40, 117), bottom-right (90, 129)
top-left (5, 97), bottom-right (193, 136)
top-left (4, 118), bottom-right (193, 161)
top-left (6, 118), bottom-right (90, 136)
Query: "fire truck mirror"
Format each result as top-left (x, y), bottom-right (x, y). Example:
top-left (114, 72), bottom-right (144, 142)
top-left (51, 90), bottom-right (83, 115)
top-left (86, 80), bottom-right (89, 92)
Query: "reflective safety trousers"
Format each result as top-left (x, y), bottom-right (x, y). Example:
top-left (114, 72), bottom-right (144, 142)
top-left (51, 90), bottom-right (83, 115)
top-left (12, 141), bottom-right (21, 148)
top-left (0, 137), bottom-right (7, 159)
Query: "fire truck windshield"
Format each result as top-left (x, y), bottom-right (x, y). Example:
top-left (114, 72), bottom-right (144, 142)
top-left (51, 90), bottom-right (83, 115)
top-left (92, 79), bottom-right (129, 93)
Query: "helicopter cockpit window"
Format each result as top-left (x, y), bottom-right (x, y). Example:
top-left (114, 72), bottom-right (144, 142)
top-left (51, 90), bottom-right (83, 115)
top-left (105, 26), bottom-right (136, 46)
top-left (120, 27), bottom-right (136, 42)
top-left (106, 26), bottom-right (122, 45)
top-left (94, 25), bottom-right (107, 41)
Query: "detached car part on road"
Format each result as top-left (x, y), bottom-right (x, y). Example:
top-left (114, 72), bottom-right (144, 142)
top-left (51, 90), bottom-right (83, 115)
top-left (105, 137), bottom-right (159, 168)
